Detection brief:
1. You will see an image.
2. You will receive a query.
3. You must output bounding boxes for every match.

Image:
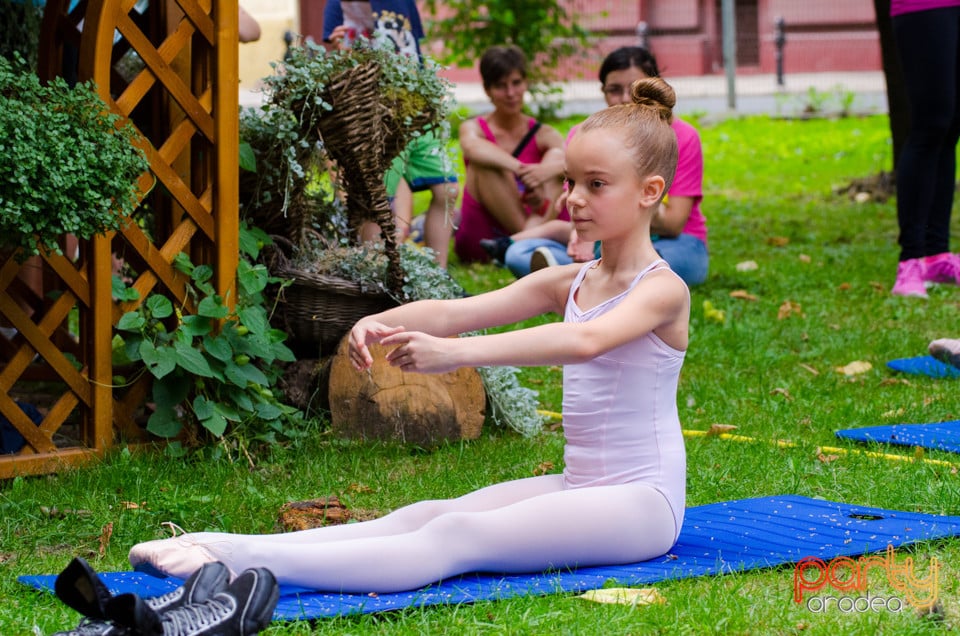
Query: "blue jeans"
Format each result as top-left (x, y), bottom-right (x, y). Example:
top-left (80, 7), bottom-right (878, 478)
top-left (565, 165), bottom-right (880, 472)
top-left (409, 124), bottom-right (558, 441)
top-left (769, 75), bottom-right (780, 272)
top-left (506, 234), bottom-right (708, 285)
top-left (504, 239), bottom-right (571, 277)
top-left (653, 234), bottom-right (709, 286)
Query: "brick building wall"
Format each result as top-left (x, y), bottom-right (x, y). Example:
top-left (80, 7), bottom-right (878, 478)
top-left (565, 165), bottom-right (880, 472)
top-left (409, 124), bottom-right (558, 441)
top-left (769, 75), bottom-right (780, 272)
top-left (240, 1), bottom-right (881, 89)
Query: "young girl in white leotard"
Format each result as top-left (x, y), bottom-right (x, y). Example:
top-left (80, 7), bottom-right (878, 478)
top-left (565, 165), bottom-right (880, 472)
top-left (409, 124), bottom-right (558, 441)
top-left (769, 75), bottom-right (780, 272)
top-left (128, 77), bottom-right (691, 594)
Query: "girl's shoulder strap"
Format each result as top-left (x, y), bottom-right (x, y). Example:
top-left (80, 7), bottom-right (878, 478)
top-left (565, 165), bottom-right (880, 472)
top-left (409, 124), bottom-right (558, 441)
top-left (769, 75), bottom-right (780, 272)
top-left (629, 258), bottom-right (674, 287)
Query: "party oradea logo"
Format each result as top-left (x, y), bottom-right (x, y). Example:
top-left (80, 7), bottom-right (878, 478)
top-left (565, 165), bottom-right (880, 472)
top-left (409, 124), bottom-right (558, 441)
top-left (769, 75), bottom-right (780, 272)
top-left (793, 545), bottom-right (939, 613)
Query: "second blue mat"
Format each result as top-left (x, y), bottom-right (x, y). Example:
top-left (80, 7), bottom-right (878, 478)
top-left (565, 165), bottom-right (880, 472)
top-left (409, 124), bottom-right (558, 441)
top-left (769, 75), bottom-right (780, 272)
top-left (836, 420), bottom-right (960, 454)
top-left (887, 355), bottom-right (960, 379)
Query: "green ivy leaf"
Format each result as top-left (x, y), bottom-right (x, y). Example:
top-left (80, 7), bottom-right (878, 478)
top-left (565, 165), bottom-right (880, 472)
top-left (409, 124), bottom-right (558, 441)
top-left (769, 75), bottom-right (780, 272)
top-left (200, 411), bottom-right (228, 437)
top-left (228, 387), bottom-right (254, 413)
top-left (192, 264), bottom-right (213, 284)
top-left (197, 295), bottom-right (229, 319)
top-left (117, 311), bottom-right (145, 332)
top-left (254, 402), bottom-right (283, 420)
top-left (123, 335), bottom-right (144, 362)
top-left (180, 314), bottom-right (213, 337)
top-left (147, 407), bottom-right (181, 438)
top-left (238, 306), bottom-right (268, 335)
top-left (239, 223), bottom-right (271, 259)
top-left (173, 252), bottom-right (194, 276)
top-left (202, 334), bottom-right (233, 362)
top-left (145, 294), bottom-right (174, 319)
top-left (233, 333), bottom-right (273, 359)
top-left (173, 340), bottom-right (215, 377)
top-left (192, 394), bottom-right (215, 421)
top-left (225, 361), bottom-right (268, 388)
top-left (112, 275), bottom-right (139, 302)
top-left (140, 341), bottom-right (177, 379)
top-left (272, 341), bottom-right (296, 363)
top-left (237, 260), bottom-right (269, 296)
top-left (214, 401), bottom-right (241, 422)
top-left (153, 374), bottom-right (192, 407)
top-left (239, 141), bottom-right (257, 173)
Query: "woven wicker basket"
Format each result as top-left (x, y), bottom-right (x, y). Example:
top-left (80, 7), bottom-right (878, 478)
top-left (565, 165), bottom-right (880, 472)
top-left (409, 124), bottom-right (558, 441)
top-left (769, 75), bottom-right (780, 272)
top-left (268, 55), bottom-right (444, 355)
top-left (278, 268), bottom-right (398, 356)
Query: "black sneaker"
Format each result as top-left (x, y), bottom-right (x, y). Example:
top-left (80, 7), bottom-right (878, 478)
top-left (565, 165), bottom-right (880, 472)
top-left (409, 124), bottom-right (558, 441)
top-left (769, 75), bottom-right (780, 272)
top-left (54, 558), bottom-right (114, 620)
top-left (54, 560), bottom-right (231, 636)
top-left (144, 561), bottom-right (231, 613)
top-left (479, 236), bottom-right (512, 264)
top-left (108, 567), bottom-right (279, 636)
top-left (50, 617), bottom-right (132, 636)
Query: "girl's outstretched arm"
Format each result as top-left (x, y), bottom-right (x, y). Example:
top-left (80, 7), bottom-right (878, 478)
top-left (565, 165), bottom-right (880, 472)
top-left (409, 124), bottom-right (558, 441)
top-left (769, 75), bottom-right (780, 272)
top-left (371, 267), bottom-right (689, 374)
top-left (348, 268), bottom-right (573, 370)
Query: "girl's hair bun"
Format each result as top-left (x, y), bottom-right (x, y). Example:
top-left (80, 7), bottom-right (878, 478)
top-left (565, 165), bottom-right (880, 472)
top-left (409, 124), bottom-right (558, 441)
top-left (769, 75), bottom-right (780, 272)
top-left (631, 77), bottom-right (676, 122)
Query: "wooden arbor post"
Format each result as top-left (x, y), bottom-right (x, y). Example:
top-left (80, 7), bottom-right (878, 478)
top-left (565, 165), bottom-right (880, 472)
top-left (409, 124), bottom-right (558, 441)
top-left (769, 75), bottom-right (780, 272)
top-left (0, 0), bottom-right (239, 479)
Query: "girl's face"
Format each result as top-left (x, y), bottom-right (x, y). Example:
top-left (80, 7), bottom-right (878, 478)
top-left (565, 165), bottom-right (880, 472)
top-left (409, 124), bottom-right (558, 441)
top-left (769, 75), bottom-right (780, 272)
top-left (485, 69), bottom-right (527, 114)
top-left (601, 66), bottom-right (649, 107)
top-left (564, 127), bottom-right (651, 242)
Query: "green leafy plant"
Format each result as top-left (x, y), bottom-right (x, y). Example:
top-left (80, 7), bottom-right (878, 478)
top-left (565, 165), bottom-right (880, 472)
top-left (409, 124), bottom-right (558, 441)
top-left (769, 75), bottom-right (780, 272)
top-left (0, 55), bottom-right (149, 259)
top-left (113, 225), bottom-right (300, 446)
top-left (422, 1), bottom-right (592, 88)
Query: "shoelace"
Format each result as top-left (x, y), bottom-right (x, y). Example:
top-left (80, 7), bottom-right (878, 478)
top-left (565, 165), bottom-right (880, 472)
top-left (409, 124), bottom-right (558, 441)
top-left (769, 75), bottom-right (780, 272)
top-left (160, 595), bottom-right (236, 634)
top-left (161, 521), bottom-right (189, 537)
top-left (144, 585), bottom-right (184, 610)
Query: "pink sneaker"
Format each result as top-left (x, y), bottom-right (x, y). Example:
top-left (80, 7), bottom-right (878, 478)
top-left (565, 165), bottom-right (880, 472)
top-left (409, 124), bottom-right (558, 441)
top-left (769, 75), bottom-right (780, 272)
top-left (923, 252), bottom-right (960, 285)
top-left (891, 258), bottom-right (928, 298)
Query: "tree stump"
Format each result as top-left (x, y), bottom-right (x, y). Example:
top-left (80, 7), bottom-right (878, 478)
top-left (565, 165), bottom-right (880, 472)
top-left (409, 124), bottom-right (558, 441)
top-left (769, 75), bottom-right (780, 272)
top-left (328, 337), bottom-right (485, 446)
top-left (276, 496), bottom-right (381, 531)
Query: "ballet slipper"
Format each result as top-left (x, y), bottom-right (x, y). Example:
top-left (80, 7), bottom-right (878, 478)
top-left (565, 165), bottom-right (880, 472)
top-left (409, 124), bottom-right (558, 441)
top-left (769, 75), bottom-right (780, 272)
top-left (128, 531), bottom-right (237, 581)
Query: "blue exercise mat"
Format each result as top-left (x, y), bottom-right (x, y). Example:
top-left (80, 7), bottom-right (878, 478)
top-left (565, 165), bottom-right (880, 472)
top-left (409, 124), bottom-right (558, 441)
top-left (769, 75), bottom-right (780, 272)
top-left (887, 355), bottom-right (960, 379)
top-left (836, 420), bottom-right (960, 454)
top-left (20, 495), bottom-right (960, 620)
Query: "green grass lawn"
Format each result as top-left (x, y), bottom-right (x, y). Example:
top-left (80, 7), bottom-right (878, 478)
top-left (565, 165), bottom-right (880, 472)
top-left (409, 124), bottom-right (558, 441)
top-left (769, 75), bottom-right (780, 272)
top-left (4, 113), bottom-right (960, 635)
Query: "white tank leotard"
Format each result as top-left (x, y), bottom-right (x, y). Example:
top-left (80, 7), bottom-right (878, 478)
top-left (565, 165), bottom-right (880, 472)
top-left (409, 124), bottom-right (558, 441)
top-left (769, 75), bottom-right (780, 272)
top-left (561, 259), bottom-right (687, 537)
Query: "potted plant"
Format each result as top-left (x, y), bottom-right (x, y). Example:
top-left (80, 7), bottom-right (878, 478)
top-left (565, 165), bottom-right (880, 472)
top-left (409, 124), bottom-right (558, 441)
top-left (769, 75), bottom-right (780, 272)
top-left (239, 39), bottom-right (454, 352)
top-left (0, 55), bottom-right (148, 260)
top-left (238, 43), bottom-right (543, 437)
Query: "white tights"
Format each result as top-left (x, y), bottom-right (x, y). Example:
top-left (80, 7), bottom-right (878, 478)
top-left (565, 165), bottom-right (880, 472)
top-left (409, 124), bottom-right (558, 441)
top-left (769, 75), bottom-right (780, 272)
top-left (128, 475), bottom-right (678, 593)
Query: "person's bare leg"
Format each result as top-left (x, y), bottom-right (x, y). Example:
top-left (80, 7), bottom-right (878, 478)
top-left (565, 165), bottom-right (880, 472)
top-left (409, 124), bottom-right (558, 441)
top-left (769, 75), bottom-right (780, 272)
top-left (358, 180), bottom-right (414, 244)
top-left (358, 221), bottom-right (382, 243)
top-left (392, 179), bottom-right (414, 242)
top-left (423, 182), bottom-right (459, 268)
top-left (466, 165), bottom-right (526, 234)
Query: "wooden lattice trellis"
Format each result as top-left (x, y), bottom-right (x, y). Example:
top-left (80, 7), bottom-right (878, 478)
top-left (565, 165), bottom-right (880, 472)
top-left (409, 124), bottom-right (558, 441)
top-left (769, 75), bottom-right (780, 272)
top-left (0, 0), bottom-right (238, 478)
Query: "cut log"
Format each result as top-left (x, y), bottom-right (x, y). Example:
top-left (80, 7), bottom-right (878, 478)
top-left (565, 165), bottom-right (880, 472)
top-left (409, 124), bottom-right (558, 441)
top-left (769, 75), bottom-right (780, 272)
top-left (328, 337), bottom-right (485, 446)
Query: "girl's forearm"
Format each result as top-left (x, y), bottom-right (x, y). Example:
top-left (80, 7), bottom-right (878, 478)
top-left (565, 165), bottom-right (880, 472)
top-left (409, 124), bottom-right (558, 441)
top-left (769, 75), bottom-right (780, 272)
top-left (449, 321), bottom-right (597, 369)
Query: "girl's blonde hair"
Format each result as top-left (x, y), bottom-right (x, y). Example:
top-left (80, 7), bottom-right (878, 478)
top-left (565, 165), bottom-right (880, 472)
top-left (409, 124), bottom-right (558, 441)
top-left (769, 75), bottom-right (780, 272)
top-left (579, 77), bottom-right (679, 194)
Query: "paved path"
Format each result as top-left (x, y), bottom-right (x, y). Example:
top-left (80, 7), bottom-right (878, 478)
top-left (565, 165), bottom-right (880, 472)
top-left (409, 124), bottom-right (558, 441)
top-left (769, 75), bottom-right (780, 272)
top-left (241, 70), bottom-right (887, 118)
